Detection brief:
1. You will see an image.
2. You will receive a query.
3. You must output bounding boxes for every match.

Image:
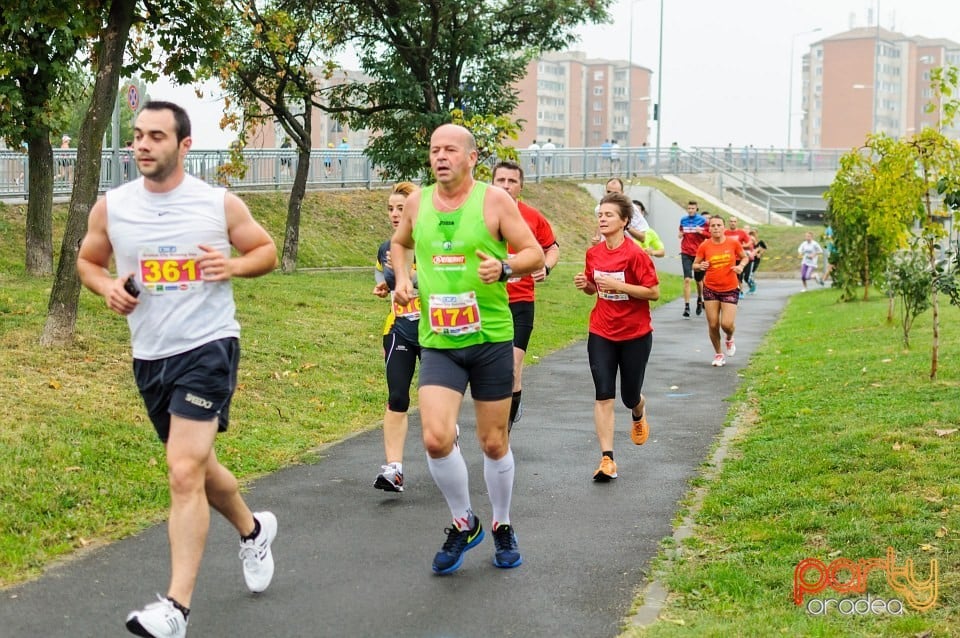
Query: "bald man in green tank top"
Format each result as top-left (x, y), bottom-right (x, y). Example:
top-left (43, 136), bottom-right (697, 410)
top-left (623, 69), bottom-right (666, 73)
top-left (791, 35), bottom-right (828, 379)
top-left (391, 124), bottom-right (544, 575)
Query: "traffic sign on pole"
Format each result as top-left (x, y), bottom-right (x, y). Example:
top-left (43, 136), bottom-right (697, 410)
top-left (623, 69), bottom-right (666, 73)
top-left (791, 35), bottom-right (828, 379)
top-left (127, 85), bottom-right (140, 111)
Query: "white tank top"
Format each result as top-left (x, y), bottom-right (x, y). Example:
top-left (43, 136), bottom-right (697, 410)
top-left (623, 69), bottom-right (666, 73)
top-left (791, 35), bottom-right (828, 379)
top-left (106, 175), bottom-right (240, 360)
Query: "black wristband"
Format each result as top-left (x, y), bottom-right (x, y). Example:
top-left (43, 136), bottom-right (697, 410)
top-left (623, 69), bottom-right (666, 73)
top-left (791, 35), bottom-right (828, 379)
top-left (498, 260), bottom-right (513, 282)
top-left (544, 264), bottom-right (552, 276)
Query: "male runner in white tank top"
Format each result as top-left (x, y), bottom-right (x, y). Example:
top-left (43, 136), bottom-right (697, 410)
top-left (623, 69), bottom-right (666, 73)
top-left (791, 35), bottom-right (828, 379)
top-left (78, 101), bottom-right (278, 638)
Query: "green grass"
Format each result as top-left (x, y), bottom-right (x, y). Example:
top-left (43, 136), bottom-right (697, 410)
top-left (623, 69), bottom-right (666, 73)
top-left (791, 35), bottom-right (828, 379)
top-left (623, 290), bottom-right (960, 637)
top-left (0, 182), bottom-right (679, 586)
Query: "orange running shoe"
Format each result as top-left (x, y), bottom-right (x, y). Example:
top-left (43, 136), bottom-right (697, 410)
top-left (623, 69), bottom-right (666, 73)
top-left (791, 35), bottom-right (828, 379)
top-left (593, 456), bottom-right (618, 482)
top-left (631, 396), bottom-right (649, 445)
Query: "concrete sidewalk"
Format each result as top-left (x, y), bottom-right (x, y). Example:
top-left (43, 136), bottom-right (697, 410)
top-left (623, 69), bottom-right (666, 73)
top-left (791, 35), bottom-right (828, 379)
top-left (1, 281), bottom-right (795, 638)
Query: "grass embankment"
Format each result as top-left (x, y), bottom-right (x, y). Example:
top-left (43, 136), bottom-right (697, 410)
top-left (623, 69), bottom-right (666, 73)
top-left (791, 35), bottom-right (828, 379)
top-left (0, 181), bottom-right (680, 587)
top-left (624, 289), bottom-right (960, 637)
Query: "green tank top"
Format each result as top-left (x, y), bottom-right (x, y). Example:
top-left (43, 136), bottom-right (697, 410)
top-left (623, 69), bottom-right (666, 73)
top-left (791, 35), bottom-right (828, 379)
top-left (413, 182), bottom-right (513, 348)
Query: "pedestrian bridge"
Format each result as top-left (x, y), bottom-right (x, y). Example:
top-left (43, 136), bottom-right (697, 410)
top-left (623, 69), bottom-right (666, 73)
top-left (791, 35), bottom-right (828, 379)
top-left (0, 144), bottom-right (843, 220)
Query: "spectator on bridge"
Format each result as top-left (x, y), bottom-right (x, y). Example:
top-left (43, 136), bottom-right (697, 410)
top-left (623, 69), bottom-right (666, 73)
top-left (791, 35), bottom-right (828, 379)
top-left (337, 137), bottom-right (350, 176)
top-left (541, 138), bottom-right (555, 171)
top-left (57, 134), bottom-right (73, 182)
top-left (526, 139), bottom-right (540, 171)
top-left (323, 142), bottom-right (334, 177)
top-left (600, 139), bottom-right (612, 171)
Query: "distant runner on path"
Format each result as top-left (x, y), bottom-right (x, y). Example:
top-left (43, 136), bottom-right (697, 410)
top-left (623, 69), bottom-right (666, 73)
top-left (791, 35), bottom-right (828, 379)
top-left (372, 182), bottom-right (420, 493)
top-left (694, 215), bottom-right (748, 367)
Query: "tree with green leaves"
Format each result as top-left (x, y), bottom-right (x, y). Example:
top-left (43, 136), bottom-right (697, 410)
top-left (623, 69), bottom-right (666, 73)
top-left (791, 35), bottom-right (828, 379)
top-left (209, 0), bottom-right (608, 270)
top-left (317, 0), bottom-right (613, 181)
top-left (40, 1), bottom-right (228, 346)
top-left (449, 109), bottom-right (520, 183)
top-left (825, 135), bottom-right (915, 302)
top-left (0, 7), bottom-right (100, 275)
top-left (42, 0), bottom-right (141, 345)
top-left (210, 1), bottom-right (333, 273)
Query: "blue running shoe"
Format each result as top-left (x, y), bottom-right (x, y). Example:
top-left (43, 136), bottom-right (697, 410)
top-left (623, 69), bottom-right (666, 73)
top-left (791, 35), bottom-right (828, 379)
top-left (432, 517), bottom-right (484, 575)
top-left (492, 524), bottom-right (523, 569)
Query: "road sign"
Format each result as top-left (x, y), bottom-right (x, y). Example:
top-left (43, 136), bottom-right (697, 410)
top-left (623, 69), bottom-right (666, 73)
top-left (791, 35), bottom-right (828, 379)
top-left (127, 85), bottom-right (139, 111)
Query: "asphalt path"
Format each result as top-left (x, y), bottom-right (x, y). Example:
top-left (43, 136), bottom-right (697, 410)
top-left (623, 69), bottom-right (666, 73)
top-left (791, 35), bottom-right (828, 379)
top-left (1, 280), bottom-right (795, 638)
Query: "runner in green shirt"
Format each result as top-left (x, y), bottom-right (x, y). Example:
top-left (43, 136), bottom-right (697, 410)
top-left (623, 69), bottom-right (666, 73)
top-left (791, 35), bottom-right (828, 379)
top-left (391, 124), bottom-right (543, 575)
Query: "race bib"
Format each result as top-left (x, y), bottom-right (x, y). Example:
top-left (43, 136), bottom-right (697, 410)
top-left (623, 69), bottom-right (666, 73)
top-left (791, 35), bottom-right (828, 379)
top-left (391, 290), bottom-right (421, 321)
top-left (428, 291), bottom-right (482, 335)
top-left (137, 246), bottom-right (202, 295)
top-left (594, 269), bottom-right (628, 301)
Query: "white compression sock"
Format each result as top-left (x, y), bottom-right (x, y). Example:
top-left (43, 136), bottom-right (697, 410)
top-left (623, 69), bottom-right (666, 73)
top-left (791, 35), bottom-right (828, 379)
top-left (426, 445), bottom-right (473, 529)
top-left (483, 448), bottom-right (515, 528)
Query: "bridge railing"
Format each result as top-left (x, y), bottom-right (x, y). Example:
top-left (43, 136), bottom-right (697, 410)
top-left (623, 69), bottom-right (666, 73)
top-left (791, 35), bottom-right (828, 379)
top-left (0, 145), bottom-right (849, 200)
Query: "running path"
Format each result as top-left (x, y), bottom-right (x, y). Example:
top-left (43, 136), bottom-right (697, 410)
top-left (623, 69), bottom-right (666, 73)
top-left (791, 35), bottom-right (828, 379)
top-left (0, 281), bottom-right (795, 638)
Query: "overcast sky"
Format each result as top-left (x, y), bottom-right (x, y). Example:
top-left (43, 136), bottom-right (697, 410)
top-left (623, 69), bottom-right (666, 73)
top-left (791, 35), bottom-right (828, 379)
top-left (148, 0), bottom-right (960, 150)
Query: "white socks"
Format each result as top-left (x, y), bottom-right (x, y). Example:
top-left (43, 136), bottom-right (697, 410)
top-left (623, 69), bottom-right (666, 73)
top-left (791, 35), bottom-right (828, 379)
top-left (426, 445), bottom-right (473, 528)
top-left (484, 448), bottom-right (515, 527)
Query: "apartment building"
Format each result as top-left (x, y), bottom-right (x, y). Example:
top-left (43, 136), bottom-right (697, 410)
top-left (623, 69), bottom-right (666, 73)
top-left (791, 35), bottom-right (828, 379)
top-left (512, 51), bottom-right (653, 149)
top-left (251, 52), bottom-right (653, 151)
top-left (802, 27), bottom-right (960, 149)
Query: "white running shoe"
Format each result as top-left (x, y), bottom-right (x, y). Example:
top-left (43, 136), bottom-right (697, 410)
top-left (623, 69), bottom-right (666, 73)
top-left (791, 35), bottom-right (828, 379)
top-left (725, 339), bottom-right (736, 357)
top-left (125, 595), bottom-right (187, 638)
top-left (239, 511), bottom-right (277, 593)
top-left (711, 353), bottom-right (726, 367)
top-left (374, 464), bottom-right (404, 492)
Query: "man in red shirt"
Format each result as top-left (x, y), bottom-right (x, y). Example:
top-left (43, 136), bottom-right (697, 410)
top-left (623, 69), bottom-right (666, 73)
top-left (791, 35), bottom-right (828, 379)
top-left (723, 216), bottom-right (753, 295)
top-left (492, 161), bottom-right (560, 431)
top-left (677, 201), bottom-right (710, 318)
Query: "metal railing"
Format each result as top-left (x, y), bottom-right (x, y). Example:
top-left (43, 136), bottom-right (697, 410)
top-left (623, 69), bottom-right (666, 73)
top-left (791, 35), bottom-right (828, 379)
top-left (681, 147), bottom-right (829, 224)
top-left (0, 145), bottom-right (848, 201)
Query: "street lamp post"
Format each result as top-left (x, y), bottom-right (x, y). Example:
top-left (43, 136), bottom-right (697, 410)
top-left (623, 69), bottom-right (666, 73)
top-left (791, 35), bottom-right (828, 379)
top-left (787, 27), bottom-right (821, 149)
top-left (628, 0), bottom-right (654, 150)
top-left (653, 0), bottom-right (663, 175)
top-left (628, 1), bottom-right (637, 147)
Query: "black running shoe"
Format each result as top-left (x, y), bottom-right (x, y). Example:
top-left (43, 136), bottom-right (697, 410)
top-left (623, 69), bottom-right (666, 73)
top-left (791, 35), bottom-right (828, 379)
top-left (432, 517), bottom-right (484, 575)
top-left (492, 524), bottom-right (523, 569)
top-left (695, 298), bottom-right (704, 316)
top-left (682, 304), bottom-right (690, 319)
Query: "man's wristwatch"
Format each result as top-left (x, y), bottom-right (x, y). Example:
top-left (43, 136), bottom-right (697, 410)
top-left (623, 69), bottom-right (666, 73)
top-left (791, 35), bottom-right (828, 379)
top-left (498, 260), bottom-right (513, 282)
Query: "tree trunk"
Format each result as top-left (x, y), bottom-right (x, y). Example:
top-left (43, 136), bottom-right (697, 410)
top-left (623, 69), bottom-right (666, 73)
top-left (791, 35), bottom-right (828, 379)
top-left (25, 133), bottom-right (54, 275)
top-left (930, 279), bottom-right (940, 380)
top-left (280, 101), bottom-right (312, 274)
top-left (41, 0), bottom-right (137, 346)
top-left (862, 240), bottom-right (870, 301)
